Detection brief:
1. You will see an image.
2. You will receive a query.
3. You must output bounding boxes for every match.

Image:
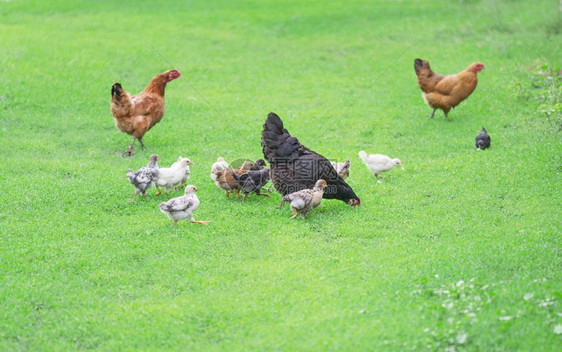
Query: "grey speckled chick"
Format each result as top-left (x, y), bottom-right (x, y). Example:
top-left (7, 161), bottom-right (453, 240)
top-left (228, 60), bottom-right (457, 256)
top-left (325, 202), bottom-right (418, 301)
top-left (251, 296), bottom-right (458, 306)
top-left (126, 154), bottom-right (160, 201)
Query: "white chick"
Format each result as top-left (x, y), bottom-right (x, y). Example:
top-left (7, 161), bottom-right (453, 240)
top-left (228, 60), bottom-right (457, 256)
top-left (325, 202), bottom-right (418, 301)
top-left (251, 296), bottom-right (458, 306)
top-left (158, 185), bottom-right (210, 226)
top-left (358, 151), bottom-right (403, 179)
top-left (171, 156), bottom-right (194, 190)
top-left (210, 157), bottom-right (230, 182)
top-left (155, 157), bottom-right (191, 196)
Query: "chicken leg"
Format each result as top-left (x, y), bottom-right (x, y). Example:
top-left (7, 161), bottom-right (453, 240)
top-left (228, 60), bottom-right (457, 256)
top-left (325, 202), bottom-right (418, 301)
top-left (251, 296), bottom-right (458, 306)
top-left (124, 137), bottom-right (137, 156)
top-left (290, 207), bottom-right (299, 219)
top-left (130, 191), bottom-right (139, 202)
top-left (428, 109), bottom-right (436, 119)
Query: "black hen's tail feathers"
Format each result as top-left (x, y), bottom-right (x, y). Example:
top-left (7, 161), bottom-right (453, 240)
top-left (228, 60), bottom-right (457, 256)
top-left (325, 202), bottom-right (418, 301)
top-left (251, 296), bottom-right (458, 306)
top-left (265, 112), bottom-right (284, 135)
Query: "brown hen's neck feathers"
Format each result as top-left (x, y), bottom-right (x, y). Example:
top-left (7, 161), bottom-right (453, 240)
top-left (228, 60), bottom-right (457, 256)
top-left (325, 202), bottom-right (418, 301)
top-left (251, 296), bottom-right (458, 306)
top-left (143, 73), bottom-right (170, 96)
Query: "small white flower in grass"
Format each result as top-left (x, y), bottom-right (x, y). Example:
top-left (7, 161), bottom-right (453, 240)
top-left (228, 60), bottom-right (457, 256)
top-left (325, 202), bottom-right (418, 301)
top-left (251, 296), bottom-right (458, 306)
top-left (524, 293), bottom-right (534, 301)
top-left (554, 324), bottom-right (562, 334)
top-left (444, 346), bottom-right (456, 352)
top-left (456, 332), bottom-right (468, 345)
top-left (539, 298), bottom-right (555, 307)
top-left (499, 316), bottom-right (513, 321)
top-left (443, 302), bottom-right (454, 310)
top-left (456, 280), bottom-right (464, 287)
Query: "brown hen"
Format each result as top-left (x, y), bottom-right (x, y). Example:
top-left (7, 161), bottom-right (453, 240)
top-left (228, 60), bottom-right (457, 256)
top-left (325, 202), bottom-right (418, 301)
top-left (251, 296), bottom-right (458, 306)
top-left (110, 69), bottom-right (181, 155)
top-left (414, 59), bottom-right (484, 120)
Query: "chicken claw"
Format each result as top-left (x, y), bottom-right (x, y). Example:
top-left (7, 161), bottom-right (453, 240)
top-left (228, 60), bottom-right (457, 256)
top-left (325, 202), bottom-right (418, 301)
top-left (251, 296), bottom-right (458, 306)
top-left (290, 207), bottom-right (299, 219)
top-left (190, 220), bottom-right (210, 225)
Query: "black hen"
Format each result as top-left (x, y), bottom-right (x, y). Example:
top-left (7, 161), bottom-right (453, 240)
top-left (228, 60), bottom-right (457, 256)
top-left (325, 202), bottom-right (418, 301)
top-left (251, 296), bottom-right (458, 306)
top-left (261, 112), bottom-right (360, 206)
top-left (475, 127), bottom-right (491, 150)
top-left (231, 168), bottom-right (271, 201)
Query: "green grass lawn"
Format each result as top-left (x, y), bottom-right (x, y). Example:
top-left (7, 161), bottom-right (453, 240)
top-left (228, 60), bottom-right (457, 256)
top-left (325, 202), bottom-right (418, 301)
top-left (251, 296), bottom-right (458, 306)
top-left (1, 0), bottom-right (561, 350)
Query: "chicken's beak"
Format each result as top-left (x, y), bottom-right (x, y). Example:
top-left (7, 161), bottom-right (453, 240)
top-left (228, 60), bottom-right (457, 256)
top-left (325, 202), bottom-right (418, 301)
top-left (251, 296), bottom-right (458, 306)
top-left (188, 161), bottom-right (194, 165)
top-left (348, 199), bottom-right (361, 207)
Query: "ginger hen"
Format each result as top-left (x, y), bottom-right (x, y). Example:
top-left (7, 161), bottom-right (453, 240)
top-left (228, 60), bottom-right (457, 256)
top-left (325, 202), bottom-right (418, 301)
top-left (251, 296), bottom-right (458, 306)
top-left (414, 59), bottom-right (484, 120)
top-left (111, 69), bottom-right (181, 155)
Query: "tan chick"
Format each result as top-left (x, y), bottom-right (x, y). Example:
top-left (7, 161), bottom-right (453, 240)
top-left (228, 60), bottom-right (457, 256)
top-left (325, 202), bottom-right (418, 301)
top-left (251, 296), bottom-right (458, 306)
top-left (213, 161), bottom-right (255, 199)
top-left (280, 179), bottom-right (328, 220)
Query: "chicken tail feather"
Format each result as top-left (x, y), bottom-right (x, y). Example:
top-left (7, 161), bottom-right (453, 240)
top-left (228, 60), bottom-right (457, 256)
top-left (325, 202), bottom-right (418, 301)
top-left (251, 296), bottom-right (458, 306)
top-left (414, 58), bottom-right (424, 76)
top-left (264, 112), bottom-right (284, 135)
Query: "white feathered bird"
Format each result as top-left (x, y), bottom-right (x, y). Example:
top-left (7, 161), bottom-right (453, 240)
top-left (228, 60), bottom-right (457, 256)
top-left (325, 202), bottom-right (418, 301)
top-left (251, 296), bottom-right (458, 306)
top-left (358, 151), bottom-right (403, 179)
top-left (158, 185), bottom-right (210, 225)
top-left (171, 156), bottom-right (194, 189)
top-left (155, 157), bottom-right (191, 196)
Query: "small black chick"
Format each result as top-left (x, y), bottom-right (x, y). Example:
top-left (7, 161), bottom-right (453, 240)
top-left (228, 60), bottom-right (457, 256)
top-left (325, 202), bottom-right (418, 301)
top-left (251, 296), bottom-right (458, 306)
top-left (231, 168), bottom-right (271, 201)
top-left (252, 159), bottom-right (267, 170)
top-left (475, 127), bottom-right (491, 150)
